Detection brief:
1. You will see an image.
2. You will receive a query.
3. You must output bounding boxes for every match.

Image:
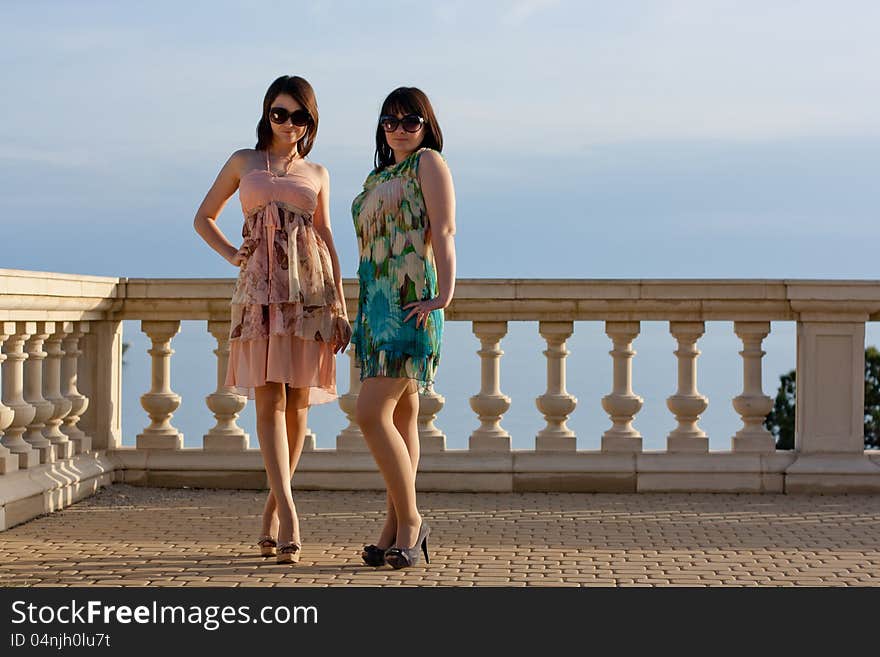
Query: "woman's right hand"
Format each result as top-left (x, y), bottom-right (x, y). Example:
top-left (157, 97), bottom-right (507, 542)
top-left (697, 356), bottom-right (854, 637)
top-left (332, 316), bottom-right (352, 354)
top-left (226, 239), bottom-right (256, 267)
top-left (225, 246), bottom-right (248, 267)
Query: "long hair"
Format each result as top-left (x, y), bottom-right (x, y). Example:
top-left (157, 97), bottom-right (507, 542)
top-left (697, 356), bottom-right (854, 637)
top-left (255, 75), bottom-right (319, 156)
top-left (374, 87), bottom-right (443, 171)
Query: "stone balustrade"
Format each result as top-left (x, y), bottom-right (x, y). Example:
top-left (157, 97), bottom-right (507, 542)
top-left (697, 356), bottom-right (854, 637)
top-left (2, 268), bottom-right (880, 529)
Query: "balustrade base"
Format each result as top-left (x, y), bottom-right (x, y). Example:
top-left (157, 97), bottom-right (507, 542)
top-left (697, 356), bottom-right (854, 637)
top-left (119, 469), bottom-right (270, 489)
top-left (203, 434), bottom-right (249, 451)
top-left (514, 472), bottom-right (635, 492)
top-left (71, 435), bottom-right (92, 454)
top-left (638, 472), bottom-right (784, 493)
top-left (14, 450), bottom-right (40, 470)
top-left (33, 444), bottom-right (56, 465)
top-left (731, 434), bottom-right (776, 453)
top-left (785, 454), bottom-right (880, 493)
top-left (0, 452), bottom-right (18, 475)
top-left (420, 435), bottom-right (446, 452)
top-left (136, 433), bottom-right (184, 450)
top-left (535, 435), bottom-right (576, 451)
top-left (601, 435), bottom-right (643, 452)
top-left (667, 436), bottom-right (709, 453)
top-left (49, 442), bottom-right (75, 460)
top-left (0, 451), bottom-right (115, 531)
top-left (336, 435), bottom-right (370, 452)
top-left (469, 435), bottom-right (512, 452)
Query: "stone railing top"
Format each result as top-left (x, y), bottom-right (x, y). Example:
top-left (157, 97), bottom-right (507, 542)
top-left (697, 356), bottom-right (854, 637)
top-left (2, 270), bottom-right (879, 322)
top-left (0, 268), bottom-right (121, 321)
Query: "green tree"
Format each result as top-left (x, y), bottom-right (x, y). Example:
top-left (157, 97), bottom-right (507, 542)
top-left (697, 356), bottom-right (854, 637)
top-left (865, 346), bottom-right (880, 448)
top-left (765, 369), bottom-right (796, 450)
top-left (765, 346), bottom-right (880, 449)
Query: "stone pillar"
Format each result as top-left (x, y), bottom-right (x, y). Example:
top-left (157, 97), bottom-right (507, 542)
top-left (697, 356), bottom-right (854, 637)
top-left (41, 322), bottom-right (75, 459)
top-left (203, 320), bottom-right (248, 451)
top-left (0, 323), bottom-right (20, 474)
top-left (535, 321), bottom-right (577, 451)
top-left (418, 384), bottom-right (446, 452)
top-left (79, 320), bottom-right (122, 450)
top-left (336, 350), bottom-right (366, 451)
top-left (469, 321), bottom-right (511, 451)
top-left (666, 321), bottom-right (709, 452)
top-left (61, 322), bottom-right (91, 454)
top-left (1, 322), bottom-right (39, 468)
top-left (601, 321), bottom-right (644, 452)
top-left (785, 320), bottom-right (880, 490)
top-left (23, 322), bottom-right (56, 463)
top-left (731, 321), bottom-right (774, 453)
top-left (796, 321), bottom-right (867, 454)
top-left (137, 321), bottom-right (183, 449)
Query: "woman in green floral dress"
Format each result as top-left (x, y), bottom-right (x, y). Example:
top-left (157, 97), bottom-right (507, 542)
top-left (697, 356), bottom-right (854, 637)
top-left (352, 87), bottom-right (457, 569)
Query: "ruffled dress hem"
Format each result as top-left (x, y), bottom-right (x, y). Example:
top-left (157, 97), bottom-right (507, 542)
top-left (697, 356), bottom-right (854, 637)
top-left (226, 332), bottom-right (338, 405)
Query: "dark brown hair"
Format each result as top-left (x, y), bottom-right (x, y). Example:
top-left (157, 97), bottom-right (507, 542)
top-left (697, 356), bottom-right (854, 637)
top-left (374, 87), bottom-right (443, 170)
top-left (255, 75), bottom-right (319, 156)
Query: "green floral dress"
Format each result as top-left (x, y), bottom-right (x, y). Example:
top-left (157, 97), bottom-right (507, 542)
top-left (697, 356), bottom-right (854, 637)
top-left (351, 147), bottom-right (444, 389)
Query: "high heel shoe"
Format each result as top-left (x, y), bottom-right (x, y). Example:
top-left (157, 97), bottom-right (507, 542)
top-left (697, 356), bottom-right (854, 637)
top-left (257, 535), bottom-right (277, 558)
top-left (276, 542), bottom-right (301, 564)
top-left (361, 543), bottom-right (390, 567)
top-left (384, 521), bottom-right (430, 569)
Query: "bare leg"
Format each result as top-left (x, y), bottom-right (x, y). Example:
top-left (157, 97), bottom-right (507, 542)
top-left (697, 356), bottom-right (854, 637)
top-left (254, 383), bottom-right (296, 547)
top-left (357, 377), bottom-right (422, 549)
top-left (261, 386), bottom-right (309, 543)
top-left (375, 381), bottom-right (420, 548)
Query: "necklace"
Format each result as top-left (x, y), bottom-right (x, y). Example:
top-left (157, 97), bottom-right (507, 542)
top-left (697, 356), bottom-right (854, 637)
top-left (268, 150), bottom-right (299, 177)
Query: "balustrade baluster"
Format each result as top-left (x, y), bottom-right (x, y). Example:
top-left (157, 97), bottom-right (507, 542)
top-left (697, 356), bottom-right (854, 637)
top-left (203, 320), bottom-right (248, 450)
top-left (137, 321), bottom-right (183, 449)
top-left (41, 322), bottom-right (74, 459)
top-left (469, 321), bottom-right (511, 451)
top-left (666, 321), bottom-right (709, 452)
top-left (1, 322), bottom-right (39, 468)
top-left (535, 321), bottom-right (577, 451)
top-left (732, 322), bottom-right (775, 452)
top-left (61, 322), bottom-right (91, 453)
top-left (601, 321), bottom-right (643, 452)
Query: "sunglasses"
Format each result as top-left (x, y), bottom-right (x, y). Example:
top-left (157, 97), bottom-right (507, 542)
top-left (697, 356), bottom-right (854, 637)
top-left (379, 114), bottom-right (425, 133)
top-left (268, 107), bottom-right (312, 127)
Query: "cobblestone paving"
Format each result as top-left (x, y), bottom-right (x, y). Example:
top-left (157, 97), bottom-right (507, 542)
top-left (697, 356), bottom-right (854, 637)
top-left (2, 485), bottom-right (879, 587)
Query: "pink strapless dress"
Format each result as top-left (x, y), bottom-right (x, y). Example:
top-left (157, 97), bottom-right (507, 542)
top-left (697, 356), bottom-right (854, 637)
top-left (225, 156), bottom-right (342, 404)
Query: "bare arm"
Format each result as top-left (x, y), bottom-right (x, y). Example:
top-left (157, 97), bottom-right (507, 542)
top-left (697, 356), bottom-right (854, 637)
top-left (193, 150), bottom-right (248, 266)
top-left (405, 149), bottom-right (456, 326)
top-left (312, 165), bottom-right (348, 317)
top-left (312, 165), bottom-right (352, 352)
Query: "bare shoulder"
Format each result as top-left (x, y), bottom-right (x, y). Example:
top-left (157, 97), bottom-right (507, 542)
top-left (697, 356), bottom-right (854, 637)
top-left (418, 149), bottom-right (451, 183)
top-left (305, 160), bottom-right (330, 187)
top-left (227, 148), bottom-right (257, 174)
top-left (418, 149), bottom-right (449, 174)
top-left (304, 160), bottom-right (329, 177)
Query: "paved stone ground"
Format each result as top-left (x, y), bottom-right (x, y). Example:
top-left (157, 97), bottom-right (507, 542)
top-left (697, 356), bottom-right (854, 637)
top-left (1, 485), bottom-right (879, 586)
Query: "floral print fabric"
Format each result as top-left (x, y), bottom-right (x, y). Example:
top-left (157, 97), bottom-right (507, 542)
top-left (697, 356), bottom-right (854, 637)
top-left (230, 201), bottom-right (341, 343)
top-left (351, 147), bottom-right (444, 389)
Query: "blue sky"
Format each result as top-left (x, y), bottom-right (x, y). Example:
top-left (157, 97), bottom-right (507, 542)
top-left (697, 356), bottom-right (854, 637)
top-left (2, 0), bottom-right (878, 279)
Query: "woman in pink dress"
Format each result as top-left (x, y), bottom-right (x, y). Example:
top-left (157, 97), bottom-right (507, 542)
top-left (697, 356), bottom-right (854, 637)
top-left (194, 75), bottom-right (351, 564)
